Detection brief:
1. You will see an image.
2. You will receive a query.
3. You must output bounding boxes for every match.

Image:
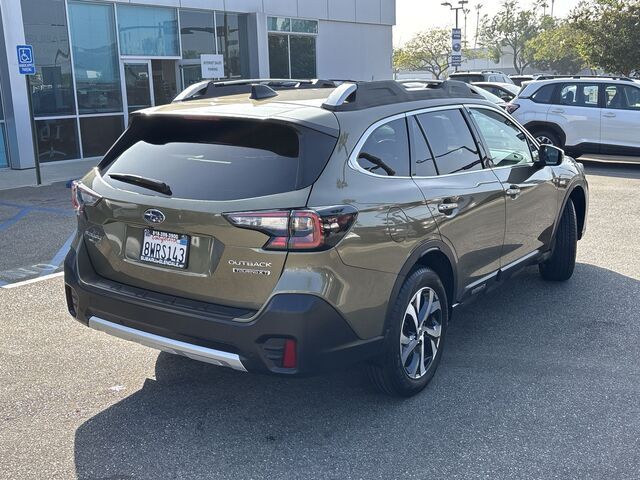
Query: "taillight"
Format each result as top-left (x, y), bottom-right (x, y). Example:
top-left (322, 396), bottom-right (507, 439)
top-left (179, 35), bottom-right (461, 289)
top-left (71, 181), bottom-right (101, 215)
top-left (224, 205), bottom-right (358, 252)
top-left (505, 102), bottom-right (520, 114)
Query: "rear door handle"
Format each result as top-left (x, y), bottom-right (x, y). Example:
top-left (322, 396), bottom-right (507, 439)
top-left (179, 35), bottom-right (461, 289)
top-left (505, 185), bottom-right (521, 198)
top-left (603, 112), bottom-right (616, 118)
top-left (550, 108), bottom-right (565, 114)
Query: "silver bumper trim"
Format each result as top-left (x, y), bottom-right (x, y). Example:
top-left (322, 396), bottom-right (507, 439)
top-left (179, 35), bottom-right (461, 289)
top-left (88, 316), bottom-right (247, 372)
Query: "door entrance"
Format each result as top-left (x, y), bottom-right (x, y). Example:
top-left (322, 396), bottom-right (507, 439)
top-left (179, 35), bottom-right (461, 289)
top-left (151, 60), bottom-right (178, 107)
top-left (123, 60), bottom-right (153, 120)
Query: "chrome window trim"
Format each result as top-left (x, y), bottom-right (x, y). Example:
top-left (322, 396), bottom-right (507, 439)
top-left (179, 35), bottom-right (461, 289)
top-left (348, 105), bottom-right (479, 180)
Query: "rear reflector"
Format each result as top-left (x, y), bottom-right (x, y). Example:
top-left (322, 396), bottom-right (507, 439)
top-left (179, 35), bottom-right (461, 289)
top-left (282, 339), bottom-right (297, 369)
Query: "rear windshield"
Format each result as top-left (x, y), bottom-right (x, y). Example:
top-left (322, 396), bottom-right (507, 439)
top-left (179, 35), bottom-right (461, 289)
top-left (449, 74), bottom-right (484, 83)
top-left (100, 116), bottom-right (337, 201)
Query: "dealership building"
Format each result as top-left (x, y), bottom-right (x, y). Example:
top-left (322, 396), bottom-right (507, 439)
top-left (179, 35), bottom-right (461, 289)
top-left (0, 0), bottom-right (395, 174)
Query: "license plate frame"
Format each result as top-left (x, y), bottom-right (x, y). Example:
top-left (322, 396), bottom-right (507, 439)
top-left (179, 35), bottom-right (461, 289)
top-left (140, 228), bottom-right (190, 269)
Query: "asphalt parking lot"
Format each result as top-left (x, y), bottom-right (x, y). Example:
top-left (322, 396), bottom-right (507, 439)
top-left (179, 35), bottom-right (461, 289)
top-left (0, 163), bottom-right (639, 479)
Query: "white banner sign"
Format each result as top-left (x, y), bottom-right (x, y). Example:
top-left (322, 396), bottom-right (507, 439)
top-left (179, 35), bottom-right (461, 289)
top-left (201, 54), bottom-right (224, 79)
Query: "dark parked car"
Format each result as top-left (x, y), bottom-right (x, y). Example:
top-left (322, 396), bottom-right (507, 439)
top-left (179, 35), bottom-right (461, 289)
top-left (65, 80), bottom-right (588, 396)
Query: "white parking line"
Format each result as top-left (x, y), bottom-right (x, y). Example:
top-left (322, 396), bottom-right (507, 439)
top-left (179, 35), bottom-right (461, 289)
top-left (1, 271), bottom-right (64, 289)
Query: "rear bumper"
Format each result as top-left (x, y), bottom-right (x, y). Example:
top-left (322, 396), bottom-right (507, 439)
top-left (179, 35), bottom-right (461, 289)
top-left (64, 241), bottom-right (383, 375)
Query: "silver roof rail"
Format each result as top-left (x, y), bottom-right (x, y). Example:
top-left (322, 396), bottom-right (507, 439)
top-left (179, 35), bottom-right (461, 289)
top-left (323, 82), bottom-right (358, 108)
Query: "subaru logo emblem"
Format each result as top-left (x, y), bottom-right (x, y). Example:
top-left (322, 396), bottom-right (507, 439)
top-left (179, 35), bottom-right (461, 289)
top-left (144, 209), bottom-right (165, 224)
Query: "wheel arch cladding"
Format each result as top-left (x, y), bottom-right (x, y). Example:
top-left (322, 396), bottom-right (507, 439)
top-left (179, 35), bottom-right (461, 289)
top-left (414, 250), bottom-right (455, 308)
top-left (569, 186), bottom-right (586, 240)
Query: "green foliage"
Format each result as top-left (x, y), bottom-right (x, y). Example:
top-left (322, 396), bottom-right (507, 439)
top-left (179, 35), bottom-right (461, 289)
top-left (529, 21), bottom-right (590, 74)
top-left (478, 0), bottom-right (544, 74)
top-left (394, 28), bottom-right (471, 79)
top-left (570, 0), bottom-right (640, 76)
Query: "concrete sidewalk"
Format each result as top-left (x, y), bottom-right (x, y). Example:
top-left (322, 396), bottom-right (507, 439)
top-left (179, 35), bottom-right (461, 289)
top-left (0, 158), bottom-right (99, 191)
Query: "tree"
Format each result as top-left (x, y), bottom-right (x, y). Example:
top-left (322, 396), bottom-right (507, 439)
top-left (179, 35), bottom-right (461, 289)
top-left (570, 0), bottom-right (640, 76)
top-left (393, 28), bottom-right (456, 79)
top-left (478, 1), bottom-right (544, 74)
top-left (529, 21), bottom-right (589, 74)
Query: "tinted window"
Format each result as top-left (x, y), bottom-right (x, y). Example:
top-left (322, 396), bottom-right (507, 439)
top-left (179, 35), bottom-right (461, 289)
top-left (68, 1), bottom-right (122, 114)
top-left (559, 83), bottom-right (599, 108)
top-left (357, 118), bottom-right (410, 177)
top-left (22, 0), bottom-right (75, 116)
top-left (35, 118), bottom-right (80, 162)
top-left (604, 85), bottom-right (640, 110)
top-left (449, 74), bottom-right (483, 83)
top-left (417, 109), bottom-right (482, 175)
top-left (531, 84), bottom-right (555, 104)
top-left (101, 117), bottom-right (337, 200)
top-left (117, 5), bottom-right (179, 56)
top-left (408, 117), bottom-right (438, 177)
top-left (469, 108), bottom-right (533, 167)
top-left (80, 115), bottom-right (124, 157)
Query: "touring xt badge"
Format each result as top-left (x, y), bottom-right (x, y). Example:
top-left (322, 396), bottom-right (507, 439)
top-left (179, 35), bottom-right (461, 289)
top-left (228, 259), bottom-right (272, 276)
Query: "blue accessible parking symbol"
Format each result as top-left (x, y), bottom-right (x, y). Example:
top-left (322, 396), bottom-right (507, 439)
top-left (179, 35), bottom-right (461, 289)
top-left (17, 44), bottom-right (35, 75)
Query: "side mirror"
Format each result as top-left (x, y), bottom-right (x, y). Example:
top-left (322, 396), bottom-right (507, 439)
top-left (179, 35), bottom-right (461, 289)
top-left (537, 144), bottom-right (564, 167)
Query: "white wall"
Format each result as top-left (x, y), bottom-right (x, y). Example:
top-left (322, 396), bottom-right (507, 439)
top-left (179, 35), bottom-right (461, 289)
top-left (317, 21), bottom-right (393, 81)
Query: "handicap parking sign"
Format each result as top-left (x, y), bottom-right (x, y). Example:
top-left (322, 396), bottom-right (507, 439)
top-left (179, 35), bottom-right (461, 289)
top-left (17, 45), bottom-right (35, 75)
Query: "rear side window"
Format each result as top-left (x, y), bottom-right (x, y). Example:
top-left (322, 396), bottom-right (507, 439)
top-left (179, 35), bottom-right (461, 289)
top-left (604, 84), bottom-right (640, 110)
top-left (356, 118), bottom-right (409, 177)
top-left (417, 109), bottom-right (483, 175)
top-left (408, 116), bottom-right (438, 177)
top-left (531, 84), bottom-right (555, 104)
top-left (100, 116), bottom-right (337, 201)
top-left (559, 83), bottom-right (599, 108)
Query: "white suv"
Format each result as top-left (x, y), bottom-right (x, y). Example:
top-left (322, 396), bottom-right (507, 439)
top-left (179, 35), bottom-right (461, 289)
top-left (507, 77), bottom-right (640, 157)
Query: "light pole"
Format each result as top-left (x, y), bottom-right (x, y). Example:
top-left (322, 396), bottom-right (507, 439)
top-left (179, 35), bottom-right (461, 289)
top-left (441, 1), bottom-right (469, 71)
top-left (463, 8), bottom-right (470, 47)
top-left (474, 3), bottom-right (482, 49)
top-left (551, 0), bottom-right (555, 16)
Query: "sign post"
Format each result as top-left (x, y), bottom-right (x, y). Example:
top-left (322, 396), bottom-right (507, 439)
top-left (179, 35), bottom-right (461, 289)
top-left (17, 45), bottom-right (41, 186)
top-left (451, 29), bottom-right (462, 71)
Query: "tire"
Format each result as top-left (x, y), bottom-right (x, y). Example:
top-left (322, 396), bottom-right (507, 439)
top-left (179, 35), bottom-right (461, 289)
top-left (533, 129), bottom-right (562, 148)
top-left (539, 199), bottom-right (577, 281)
top-left (367, 267), bottom-right (449, 397)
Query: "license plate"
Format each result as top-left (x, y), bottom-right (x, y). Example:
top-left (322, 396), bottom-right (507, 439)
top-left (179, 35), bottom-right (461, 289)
top-left (140, 229), bottom-right (189, 269)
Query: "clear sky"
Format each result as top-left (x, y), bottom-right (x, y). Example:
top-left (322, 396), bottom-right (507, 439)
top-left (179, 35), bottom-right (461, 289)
top-left (394, 0), bottom-right (583, 47)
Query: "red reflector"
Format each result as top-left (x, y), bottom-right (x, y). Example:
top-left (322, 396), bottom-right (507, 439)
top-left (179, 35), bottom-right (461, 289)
top-left (282, 339), bottom-right (297, 369)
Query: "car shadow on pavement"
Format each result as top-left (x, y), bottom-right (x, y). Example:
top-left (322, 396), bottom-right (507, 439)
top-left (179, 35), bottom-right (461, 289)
top-left (73, 263), bottom-right (640, 479)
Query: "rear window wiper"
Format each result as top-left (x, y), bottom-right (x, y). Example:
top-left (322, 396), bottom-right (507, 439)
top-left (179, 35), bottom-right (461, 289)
top-left (108, 173), bottom-right (173, 196)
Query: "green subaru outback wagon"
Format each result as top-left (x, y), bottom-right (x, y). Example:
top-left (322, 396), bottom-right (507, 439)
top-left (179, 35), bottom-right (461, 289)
top-left (65, 80), bottom-right (588, 396)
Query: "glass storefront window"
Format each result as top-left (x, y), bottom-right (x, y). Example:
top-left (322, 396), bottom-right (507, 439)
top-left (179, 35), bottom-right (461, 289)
top-left (118, 5), bottom-right (179, 57)
top-left (217, 13), bottom-right (249, 79)
top-left (292, 19), bottom-right (318, 34)
top-left (35, 118), bottom-right (80, 162)
top-left (180, 10), bottom-right (216, 59)
top-left (180, 64), bottom-right (202, 89)
top-left (0, 124), bottom-right (8, 168)
top-left (68, 1), bottom-right (122, 114)
top-left (80, 116), bottom-right (124, 157)
top-left (21, 0), bottom-right (75, 116)
top-left (267, 17), bottom-right (290, 32)
top-left (268, 35), bottom-right (290, 78)
top-left (290, 36), bottom-right (316, 78)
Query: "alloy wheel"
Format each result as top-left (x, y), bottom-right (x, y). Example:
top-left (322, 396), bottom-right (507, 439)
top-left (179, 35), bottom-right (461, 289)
top-left (536, 135), bottom-right (554, 145)
top-left (400, 287), bottom-right (443, 379)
